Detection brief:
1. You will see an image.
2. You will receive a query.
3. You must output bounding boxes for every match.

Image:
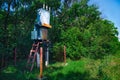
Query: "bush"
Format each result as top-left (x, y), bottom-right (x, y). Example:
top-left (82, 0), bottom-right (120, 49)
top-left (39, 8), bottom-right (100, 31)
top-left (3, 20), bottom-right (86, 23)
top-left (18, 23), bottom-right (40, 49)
top-left (60, 27), bottom-right (86, 60)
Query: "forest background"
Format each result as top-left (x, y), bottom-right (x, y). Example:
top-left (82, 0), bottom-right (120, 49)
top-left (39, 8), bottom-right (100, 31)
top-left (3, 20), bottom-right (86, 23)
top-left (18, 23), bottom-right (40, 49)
top-left (0, 0), bottom-right (120, 80)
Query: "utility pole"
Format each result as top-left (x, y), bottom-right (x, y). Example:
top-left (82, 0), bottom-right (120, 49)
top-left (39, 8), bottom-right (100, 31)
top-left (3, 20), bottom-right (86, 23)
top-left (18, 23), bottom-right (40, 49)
top-left (26, 4), bottom-right (52, 80)
top-left (64, 46), bottom-right (66, 64)
top-left (40, 47), bottom-right (43, 79)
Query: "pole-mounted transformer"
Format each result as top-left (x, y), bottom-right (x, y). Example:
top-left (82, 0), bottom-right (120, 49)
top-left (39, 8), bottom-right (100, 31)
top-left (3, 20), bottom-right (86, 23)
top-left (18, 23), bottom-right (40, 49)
top-left (26, 4), bottom-right (52, 79)
top-left (33, 4), bottom-right (51, 67)
top-left (31, 5), bottom-right (51, 40)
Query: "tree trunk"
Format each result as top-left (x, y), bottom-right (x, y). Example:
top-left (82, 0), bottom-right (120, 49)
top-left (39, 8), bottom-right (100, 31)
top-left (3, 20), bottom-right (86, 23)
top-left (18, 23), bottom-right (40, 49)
top-left (1, 54), bottom-right (4, 67)
top-left (2, 0), bottom-right (12, 67)
top-left (13, 47), bottom-right (17, 65)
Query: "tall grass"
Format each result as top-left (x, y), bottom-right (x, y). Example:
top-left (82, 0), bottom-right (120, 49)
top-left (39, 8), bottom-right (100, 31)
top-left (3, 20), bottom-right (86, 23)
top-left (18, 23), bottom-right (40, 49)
top-left (85, 54), bottom-right (120, 80)
top-left (0, 54), bottom-right (120, 80)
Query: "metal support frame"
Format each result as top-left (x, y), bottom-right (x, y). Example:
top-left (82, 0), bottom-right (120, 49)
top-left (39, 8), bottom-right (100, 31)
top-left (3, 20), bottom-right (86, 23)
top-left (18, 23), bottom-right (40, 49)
top-left (45, 43), bottom-right (49, 67)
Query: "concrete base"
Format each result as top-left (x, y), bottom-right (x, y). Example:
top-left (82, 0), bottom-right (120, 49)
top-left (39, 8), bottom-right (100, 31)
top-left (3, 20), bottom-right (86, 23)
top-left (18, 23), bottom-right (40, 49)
top-left (61, 63), bottom-right (68, 66)
top-left (65, 63), bottom-right (68, 66)
top-left (37, 52), bottom-right (40, 67)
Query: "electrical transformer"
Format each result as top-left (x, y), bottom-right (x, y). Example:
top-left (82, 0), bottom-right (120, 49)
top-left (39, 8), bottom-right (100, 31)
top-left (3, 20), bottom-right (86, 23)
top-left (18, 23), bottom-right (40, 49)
top-left (31, 6), bottom-right (51, 40)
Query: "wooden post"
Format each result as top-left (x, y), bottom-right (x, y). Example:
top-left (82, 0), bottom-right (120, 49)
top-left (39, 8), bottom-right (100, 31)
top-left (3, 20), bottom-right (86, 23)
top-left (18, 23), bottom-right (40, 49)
top-left (40, 47), bottom-right (43, 78)
top-left (14, 48), bottom-right (17, 65)
top-left (1, 54), bottom-right (4, 67)
top-left (64, 46), bottom-right (66, 64)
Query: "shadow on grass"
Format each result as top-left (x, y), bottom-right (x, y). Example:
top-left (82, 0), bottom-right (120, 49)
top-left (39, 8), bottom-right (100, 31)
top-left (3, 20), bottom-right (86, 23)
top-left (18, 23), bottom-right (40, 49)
top-left (0, 59), bottom-right (64, 80)
top-left (0, 60), bottom-right (39, 80)
top-left (0, 60), bottom-right (99, 80)
top-left (0, 70), bottom-right (38, 80)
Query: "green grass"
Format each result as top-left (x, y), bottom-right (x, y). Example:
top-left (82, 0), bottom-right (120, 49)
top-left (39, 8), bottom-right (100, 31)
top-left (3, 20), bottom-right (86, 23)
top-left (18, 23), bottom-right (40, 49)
top-left (0, 54), bottom-right (120, 80)
top-left (84, 55), bottom-right (120, 80)
top-left (44, 59), bottom-right (86, 80)
top-left (0, 60), bottom-right (39, 80)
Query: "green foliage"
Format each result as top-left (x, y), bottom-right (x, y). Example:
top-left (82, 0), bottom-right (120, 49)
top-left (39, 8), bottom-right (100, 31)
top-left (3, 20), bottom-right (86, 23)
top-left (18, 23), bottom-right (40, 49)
top-left (85, 54), bottom-right (120, 80)
top-left (46, 59), bottom-right (87, 80)
top-left (0, 0), bottom-right (120, 70)
top-left (1, 54), bottom-right (120, 80)
top-left (61, 27), bottom-right (86, 59)
top-left (0, 60), bottom-right (39, 80)
top-left (0, 0), bottom-right (120, 80)
top-left (50, 0), bottom-right (120, 60)
top-left (86, 20), bottom-right (119, 58)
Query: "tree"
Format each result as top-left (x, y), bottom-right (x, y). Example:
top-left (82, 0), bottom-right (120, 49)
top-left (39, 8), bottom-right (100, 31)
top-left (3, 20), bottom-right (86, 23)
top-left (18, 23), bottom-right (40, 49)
top-left (51, 0), bottom-right (119, 60)
top-left (0, 0), bottom-right (61, 67)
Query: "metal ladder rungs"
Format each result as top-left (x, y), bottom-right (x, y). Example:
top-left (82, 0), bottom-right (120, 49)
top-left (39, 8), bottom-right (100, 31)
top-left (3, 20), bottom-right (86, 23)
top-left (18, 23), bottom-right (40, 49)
top-left (26, 42), bottom-right (39, 71)
top-left (30, 50), bottom-right (36, 53)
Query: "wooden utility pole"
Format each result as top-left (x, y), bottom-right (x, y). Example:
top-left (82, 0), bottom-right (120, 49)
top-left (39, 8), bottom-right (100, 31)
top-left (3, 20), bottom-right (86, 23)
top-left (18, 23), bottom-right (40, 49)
top-left (64, 46), bottom-right (66, 64)
top-left (40, 47), bottom-right (43, 78)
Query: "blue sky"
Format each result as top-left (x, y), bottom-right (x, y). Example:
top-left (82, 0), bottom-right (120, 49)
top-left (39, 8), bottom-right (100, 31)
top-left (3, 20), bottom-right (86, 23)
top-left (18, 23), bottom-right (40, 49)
top-left (89, 0), bottom-right (120, 38)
